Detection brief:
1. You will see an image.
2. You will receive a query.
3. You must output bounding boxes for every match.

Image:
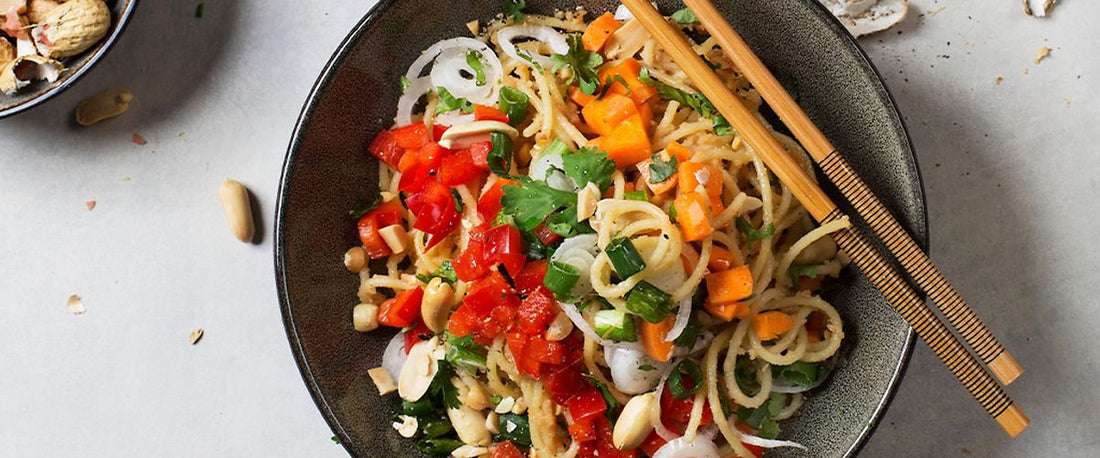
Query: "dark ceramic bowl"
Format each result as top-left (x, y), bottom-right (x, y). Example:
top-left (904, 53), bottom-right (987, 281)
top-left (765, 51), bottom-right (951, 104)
top-left (276, 1), bottom-right (926, 456)
top-left (0, 0), bottom-right (139, 119)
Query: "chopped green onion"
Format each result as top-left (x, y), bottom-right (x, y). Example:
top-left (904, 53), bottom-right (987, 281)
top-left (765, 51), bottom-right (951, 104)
top-left (542, 138), bottom-right (572, 157)
top-left (668, 359), bottom-right (703, 399)
top-left (416, 437), bottom-right (464, 455)
top-left (668, 202), bottom-right (678, 220)
top-left (498, 87), bottom-right (529, 126)
top-left (466, 50), bottom-right (487, 86)
top-left (487, 131), bottom-right (514, 177)
top-left (418, 416), bottom-right (454, 438)
top-left (544, 261), bottom-right (580, 297)
top-left (625, 281), bottom-right (672, 323)
top-left (497, 413), bottom-right (532, 446)
top-left (606, 237), bottom-right (646, 278)
top-left (402, 398), bottom-right (435, 417)
top-left (593, 309), bottom-right (638, 341)
top-left (674, 318), bottom-right (702, 349)
top-left (624, 190), bottom-right (648, 201)
top-left (771, 361), bottom-right (820, 387)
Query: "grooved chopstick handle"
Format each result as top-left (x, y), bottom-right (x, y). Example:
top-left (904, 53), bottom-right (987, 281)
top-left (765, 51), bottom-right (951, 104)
top-left (821, 211), bottom-right (1028, 437)
top-left (681, 0), bottom-right (1021, 385)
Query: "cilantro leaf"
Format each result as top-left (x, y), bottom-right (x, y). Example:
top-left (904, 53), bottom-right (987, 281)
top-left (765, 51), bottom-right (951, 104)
top-left (429, 360), bottom-right (461, 409)
top-left (598, 74), bottom-right (630, 99)
top-left (788, 264), bottom-right (819, 289)
top-left (503, 0), bottom-right (526, 21)
top-left (771, 361), bottom-right (820, 387)
top-left (648, 152), bottom-right (678, 183)
top-left (451, 188), bottom-right (464, 213)
top-left (671, 8), bottom-right (697, 24)
top-left (638, 364), bottom-right (657, 371)
top-left (348, 195), bottom-right (381, 219)
top-left (563, 147), bottom-right (616, 191)
top-left (639, 68), bottom-right (734, 136)
top-left (400, 75), bottom-right (412, 93)
top-left (735, 392), bottom-right (785, 439)
top-left (416, 260), bottom-right (458, 285)
top-left (552, 34), bottom-right (604, 95)
top-left (500, 180), bottom-right (578, 231)
top-left (435, 87), bottom-right (474, 114)
top-left (736, 216), bottom-right (776, 244)
top-left (445, 332), bottom-right (487, 372)
top-left (466, 50), bottom-right (487, 86)
top-left (330, 435), bottom-right (340, 444)
top-left (516, 49), bottom-right (544, 73)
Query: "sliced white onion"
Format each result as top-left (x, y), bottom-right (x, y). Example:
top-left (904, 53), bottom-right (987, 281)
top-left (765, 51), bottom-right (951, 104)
top-left (430, 47), bottom-right (499, 104)
top-left (528, 149), bottom-right (565, 181)
top-left (614, 4), bottom-right (635, 21)
top-left (722, 414), bottom-right (807, 450)
top-left (604, 344), bottom-right (668, 395)
top-left (664, 296), bottom-right (693, 342)
top-left (395, 76), bottom-right (433, 126)
top-left (551, 234), bottom-right (599, 296)
top-left (497, 25), bottom-right (569, 68)
top-left (433, 111), bottom-right (476, 127)
top-left (651, 362), bottom-right (679, 440)
top-left (546, 170), bottom-right (576, 192)
top-left (651, 435), bottom-right (721, 458)
top-left (405, 37), bottom-right (494, 80)
top-left (381, 332), bottom-right (407, 381)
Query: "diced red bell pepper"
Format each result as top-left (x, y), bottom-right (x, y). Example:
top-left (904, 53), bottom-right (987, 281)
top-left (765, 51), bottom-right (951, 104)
top-left (594, 416), bottom-right (637, 456)
top-left (398, 142), bottom-right (446, 192)
top-left (490, 441), bottom-right (525, 458)
top-left (432, 124), bottom-right (449, 142)
top-left (469, 141), bottom-right (493, 171)
top-left (403, 321), bottom-right (433, 354)
top-left (356, 201), bottom-right (404, 259)
top-left (743, 442), bottom-right (764, 458)
top-left (568, 418), bottom-right (597, 442)
top-left (640, 431), bottom-right (668, 456)
top-left (506, 331), bottom-right (542, 377)
top-left (406, 181), bottom-right (459, 238)
top-left (540, 361), bottom-right (588, 405)
top-left (484, 224), bottom-right (526, 276)
top-left (377, 287), bottom-right (424, 328)
top-left (439, 148), bottom-right (484, 186)
top-left (527, 335), bottom-right (565, 364)
top-left (474, 104), bottom-right (510, 124)
top-left (367, 130), bottom-right (404, 168)
top-left (463, 271), bottom-right (513, 316)
top-left (534, 221), bottom-right (562, 246)
top-left (477, 178), bottom-right (514, 222)
top-left (566, 387), bottom-right (607, 423)
top-left (660, 381), bottom-right (712, 426)
top-left (453, 224), bottom-right (490, 281)
top-left (512, 260), bottom-right (548, 297)
top-left (516, 286), bottom-right (556, 334)
top-left (449, 271), bottom-right (519, 344)
top-left (391, 123), bottom-right (431, 149)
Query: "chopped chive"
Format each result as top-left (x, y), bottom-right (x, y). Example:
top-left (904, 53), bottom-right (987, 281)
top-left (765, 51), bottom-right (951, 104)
top-left (668, 359), bottom-right (703, 399)
top-left (593, 309), bottom-right (638, 341)
top-left (624, 190), bottom-right (648, 201)
top-left (606, 237), bottom-right (646, 278)
top-left (544, 261), bottom-right (580, 297)
top-left (625, 281), bottom-right (672, 323)
top-left (498, 87), bottom-right (529, 126)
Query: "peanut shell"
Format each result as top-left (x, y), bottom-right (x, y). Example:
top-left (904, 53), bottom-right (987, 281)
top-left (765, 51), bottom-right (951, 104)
top-left (33, 0), bottom-right (109, 58)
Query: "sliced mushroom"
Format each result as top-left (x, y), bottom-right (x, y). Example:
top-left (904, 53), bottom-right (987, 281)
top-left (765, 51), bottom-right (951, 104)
top-left (614, 393), bottom-right (657, 450)
top-left (438, 120), bottom-right (519, 149)
top-left (398, 336), bottom-right (440, 402)
top-left (378, 224), bottom-right (409, 255)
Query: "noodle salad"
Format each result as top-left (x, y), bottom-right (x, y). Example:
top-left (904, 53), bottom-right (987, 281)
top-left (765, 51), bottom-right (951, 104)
top-left (348, 3), bottom-right (850, 457)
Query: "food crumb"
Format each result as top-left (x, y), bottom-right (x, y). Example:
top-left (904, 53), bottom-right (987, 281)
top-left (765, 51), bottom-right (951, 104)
top-left (189, 327), bottom-right (204, 345)
top-left (86, 200), bottom-right (96, 211)
top-left (132, 132), bottom-right (147, 145)
top-left (1034, 46), bottom-right (1051, 64)
top-left (122, 176), bottom-right (132, 181)
top-left (67, 295), bottom-right (86, 315)
top-left (995, 76), bottom-right (1003, 85)
top-left (1022, 66), bottom-right (1029, 74)
top-left (927, 5), bottom-right (947, 16)
top-left (1064, 98), bottom-right (1071, 107)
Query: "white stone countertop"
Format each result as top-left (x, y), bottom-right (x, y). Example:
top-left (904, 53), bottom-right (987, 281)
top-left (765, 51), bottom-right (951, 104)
top-left (1, 1), bottom-right (1095, 456)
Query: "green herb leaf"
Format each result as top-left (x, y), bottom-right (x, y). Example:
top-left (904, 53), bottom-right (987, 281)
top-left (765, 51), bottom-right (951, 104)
top-left (640, 68), bottom-right (733, 136)
top-left (734, 358), bottom-right (761, 396)
top-left (417, 260), bottom-right (459, 285)
top-left (330, 435), bottom-right (340, 444)
top-left (429, 360), bottom-right (461, 409)
top-left (670, 7), bottom-right (697, 24)
top-left (400, 75), bottom-right (412, 93)
top-left (466, 50), bottom-right (487, 86)
top-left (195, 3), bottom-right (205, 18)
top-left (445, 332), bottom-right (488, 372)
top-left (500, 180), bottom-right (579, 231)
top-left (624, 190), bottom-right (648, 201)
top-left (668, 360), bottom-right (703, 399)
top-left (563, 147), bottom-right (616, 192)
top-left (498, 86), bottom-right (530, 125)
top-left (490, 395), bottom-right (503, 405)
top-left (648, 151), bottom-right (679, 183)
top-left (735, 392), bottom-right (786, 439)
top-left (668, 202), bottom-right (678, 220)
top-left (435, 87), bottom-right (474, 114)
top-left (552, 35), bottom-right (604, 95)
top-left (586, 375), bottom-right (621, 420)
top-left (736, 217), bottom-right (776, 244)
top-left (772, 361), bottom-right (820, 387)
top-left (416, 437), bottom-right (464, 455)
top-left (599, 74), bottom-right (631, 99)
top-left (502, 0), bottom-right (526, 21)
top-left (348, 195), bottom-right (381, 219)
top-left (788, 264), bottom-right (819, 288)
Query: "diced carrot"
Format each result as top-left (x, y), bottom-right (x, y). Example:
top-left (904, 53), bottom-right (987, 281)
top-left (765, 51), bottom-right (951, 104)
top-left (598, 58), bottom-right (658, 106)
top-left (665, 141), bottom-right (694, 162)
top-left (707, 246), bottom-right (733, 272)
top-left (806, 312), bottom-right (827, 343)
top-left (637, 100), bottom-right (654, 131)
top-left (474, 104), bottom-right (510, 123)
top-left (704, 300), bottom-right (748, 322)
top-left (705, 265), bottom-right (753, 305)
top-left (799, 275), bottom-right (823, 291)
top-left (680, 254), bottom-right (693, 275)
top-left (582, 12), bottom-right (623, 52)
top-left (753, 311), bottom-right (795, 341)
top-left (636, 150), bottom-right (679, 195)
top-left (569, 85), bottom-right (597, 107)
top-left (581, 93), bottom-right (638, 136)
top-left (672, 191), bottom-right (713, 241)
top-left (590, 113), bottom-right (651, 167)
top-left (678, 162), bottom-right (722, 198)
top-left (640, 317), bottom-right (675, 362)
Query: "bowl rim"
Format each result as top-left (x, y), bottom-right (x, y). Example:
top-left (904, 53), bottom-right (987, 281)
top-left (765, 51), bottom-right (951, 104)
top-left (275, 1), bottom-right (925, 456)
top-left (0, 0), bottom-right (142, 119)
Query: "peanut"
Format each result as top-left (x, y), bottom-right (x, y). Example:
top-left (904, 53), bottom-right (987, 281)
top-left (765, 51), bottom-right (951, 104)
top-left (217, 179), bottom-right (255, 243)
top-left (75, 87), bottom-right (132, 126)
top-left (26, 0), bottom-right (59, 24)
top-left (34, 0), bottom-right (110, 58)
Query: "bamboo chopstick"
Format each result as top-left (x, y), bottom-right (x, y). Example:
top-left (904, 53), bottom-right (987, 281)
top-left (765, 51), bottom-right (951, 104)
top-left (682, 0), bottom-right (1022, 386)
top-left (619, 0), bottom-right (1028, 437)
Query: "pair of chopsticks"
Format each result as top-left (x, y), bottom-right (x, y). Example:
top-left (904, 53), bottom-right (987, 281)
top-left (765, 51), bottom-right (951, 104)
top-left (620, 0), bottom-right (1028, 437)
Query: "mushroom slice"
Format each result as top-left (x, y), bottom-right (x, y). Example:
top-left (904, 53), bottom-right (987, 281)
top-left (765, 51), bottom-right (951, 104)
top-left (818, 0), bottom-right (908, 38)
top-left (0, 54), bottom-right (63, 95)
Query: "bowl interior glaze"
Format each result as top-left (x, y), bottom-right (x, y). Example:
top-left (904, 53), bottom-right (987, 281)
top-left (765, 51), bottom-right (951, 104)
top-left (276, 1), bottom-right (926, 456)
top-left (0, 0), bottom-right (139, 119)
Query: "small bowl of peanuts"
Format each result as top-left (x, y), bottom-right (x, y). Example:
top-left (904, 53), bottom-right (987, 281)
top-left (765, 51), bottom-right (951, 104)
top-left (0, 0), bottom-right (138, 119)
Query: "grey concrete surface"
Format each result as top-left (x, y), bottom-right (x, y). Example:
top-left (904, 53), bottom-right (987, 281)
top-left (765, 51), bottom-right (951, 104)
top-left (0, 1), bottom-right (1094, 456)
